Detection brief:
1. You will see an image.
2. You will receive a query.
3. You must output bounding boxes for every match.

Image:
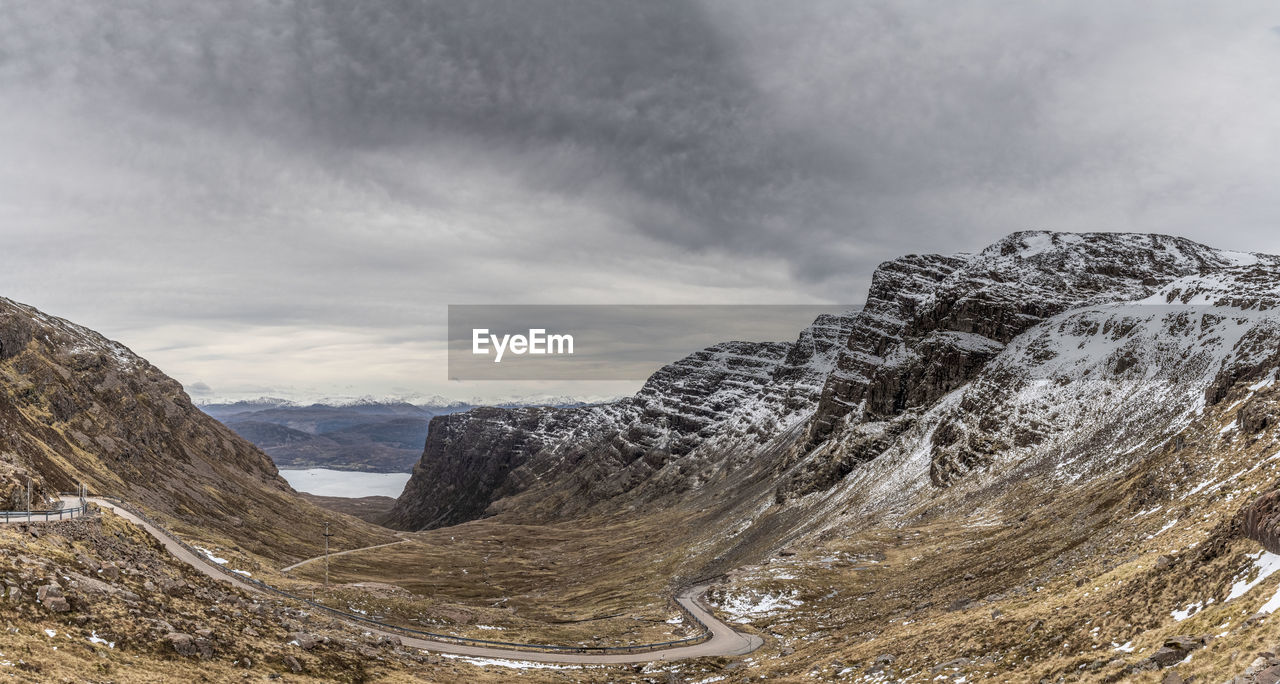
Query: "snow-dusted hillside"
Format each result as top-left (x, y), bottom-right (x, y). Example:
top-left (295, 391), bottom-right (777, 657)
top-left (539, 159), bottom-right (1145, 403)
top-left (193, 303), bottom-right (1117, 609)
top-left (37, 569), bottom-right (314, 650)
top-left (387, 232), bottom-right (1280, 537)
top-left (789, 269), bottom-right (1280, 530)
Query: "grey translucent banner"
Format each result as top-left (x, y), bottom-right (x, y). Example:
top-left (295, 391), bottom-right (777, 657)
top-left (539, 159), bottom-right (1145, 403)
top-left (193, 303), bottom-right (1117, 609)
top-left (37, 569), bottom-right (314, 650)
top-left (448, 305), bottom-right (860, 380)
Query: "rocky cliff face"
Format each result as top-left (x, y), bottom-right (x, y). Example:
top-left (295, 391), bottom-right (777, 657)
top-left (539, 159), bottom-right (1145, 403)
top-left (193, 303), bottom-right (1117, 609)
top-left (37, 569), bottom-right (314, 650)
top-left (0, 297), bottom-right (390, 559)
top-left (385, 319), bottom-right (856, 530)
top-left (1243, 489), bottom-right (1280, 555)
top-left (389, 231), bottom-right (1280, 536)
top-left (801, 232), bottom-right (1259, 467)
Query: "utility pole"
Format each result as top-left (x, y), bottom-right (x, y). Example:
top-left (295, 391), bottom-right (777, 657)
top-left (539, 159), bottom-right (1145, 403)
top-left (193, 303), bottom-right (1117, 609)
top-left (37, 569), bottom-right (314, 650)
top-left (25, 477), bottom-right (30, 519)
top-left (323, 522), bottom-right (334, 588)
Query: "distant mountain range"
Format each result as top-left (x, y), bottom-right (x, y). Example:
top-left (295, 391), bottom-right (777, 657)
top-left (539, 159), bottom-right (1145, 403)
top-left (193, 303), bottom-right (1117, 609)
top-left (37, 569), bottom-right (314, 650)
top-left (199, 397), bottom-right (602, 473)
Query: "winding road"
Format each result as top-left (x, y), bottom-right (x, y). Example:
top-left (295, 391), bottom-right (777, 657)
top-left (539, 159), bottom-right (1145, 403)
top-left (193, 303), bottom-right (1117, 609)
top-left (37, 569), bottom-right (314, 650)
top-left (82, 497), bottom-right (763, 664)
top-left (280, 537), bottom-right (410, 573)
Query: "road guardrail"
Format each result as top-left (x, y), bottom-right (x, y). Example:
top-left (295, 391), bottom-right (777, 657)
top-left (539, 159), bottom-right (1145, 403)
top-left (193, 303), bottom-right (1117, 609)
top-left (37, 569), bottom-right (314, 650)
top-left (0, 502), bottom-right (88, 522)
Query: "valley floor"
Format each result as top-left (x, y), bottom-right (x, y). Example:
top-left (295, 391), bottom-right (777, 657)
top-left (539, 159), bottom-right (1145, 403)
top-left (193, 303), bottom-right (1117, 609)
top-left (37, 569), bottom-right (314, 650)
top-left (267, 382), bottom-right (1280, 682)
top-left (8, 381), bottom-right (1280, 682)
top-left (7, 432), bottom-right (1280, 683)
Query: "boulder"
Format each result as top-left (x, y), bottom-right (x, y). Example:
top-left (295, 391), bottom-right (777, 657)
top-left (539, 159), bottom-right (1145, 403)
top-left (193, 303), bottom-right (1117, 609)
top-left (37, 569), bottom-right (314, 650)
top-left (1259, 665), bottom-right (1280, 684)
top-left (161, 579), bottom-right (192, 597)
top-left (1240, 399), bottom-right (1275, 434)
top-left (1144, 635), bottom-right (1207, 668)
top-left (165, 632), bottom-right (212, 658)
top-left (75, 554), bottom-right (100, 572)
top-left (165, 632), bottom-right (198, 657)
top-left (1148, 647), bottom-right (1187, 668)
top-left (37, 583), bottom-right (70, 612)
top-left (867, 653), bottom-right (896, 674)
top-left (283, 655), bottom-right (303, 672)
top-left (287, 632), bottom-right (320, 651)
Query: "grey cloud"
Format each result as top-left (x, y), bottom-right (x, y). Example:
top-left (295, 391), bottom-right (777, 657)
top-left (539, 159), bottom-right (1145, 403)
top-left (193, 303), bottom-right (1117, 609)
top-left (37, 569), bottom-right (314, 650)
top-left (185, 381), bottom-right (214, 397)
top-left (3, 2), bottom-right (788, 248)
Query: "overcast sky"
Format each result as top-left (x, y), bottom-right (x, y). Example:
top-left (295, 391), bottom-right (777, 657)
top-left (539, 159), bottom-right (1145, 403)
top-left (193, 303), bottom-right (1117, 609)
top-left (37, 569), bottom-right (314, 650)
top-left (2, 1), bottom-right (1279, 402)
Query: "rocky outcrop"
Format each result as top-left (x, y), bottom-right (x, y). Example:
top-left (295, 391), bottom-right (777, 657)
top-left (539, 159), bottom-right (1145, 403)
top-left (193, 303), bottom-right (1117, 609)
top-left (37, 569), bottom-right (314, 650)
top-left (1206, 320), bottom-right (1280, 407)
top-left (385, 405), bottom-right (579, 528)
top-left (0, 462), bottom-right (52, 511)
top-left (1243, 490), bottom-right (1280, 555)
top-left (1240, 398), bottom-right (1276, 434)
top-left (803, 253), bottom-right (965, 447)
top-left (861, 331), bottom-right (1004, 418)
top-left (1142, 635), bottom-right (1208, 669)
top-left (165, 631), bottom-right (213, 658)
top-left (0, 310), bottom-right (32, 361)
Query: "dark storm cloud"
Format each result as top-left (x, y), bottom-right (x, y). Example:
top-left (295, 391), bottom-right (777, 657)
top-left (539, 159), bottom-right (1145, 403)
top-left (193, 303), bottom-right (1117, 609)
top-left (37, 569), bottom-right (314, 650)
top-left (4, 1), bottom-right (803, 252)
top-left (1, 1), bottom-right (1278, 399)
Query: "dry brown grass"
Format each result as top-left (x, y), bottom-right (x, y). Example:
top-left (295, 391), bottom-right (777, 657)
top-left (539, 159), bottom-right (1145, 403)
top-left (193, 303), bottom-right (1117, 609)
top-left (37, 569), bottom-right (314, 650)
top-left (691, 387), bottom-right (1280, 681)
top-left (0, 511), bottom-right (658, 683)
top-left (281, 512), bottom-right (705, 647)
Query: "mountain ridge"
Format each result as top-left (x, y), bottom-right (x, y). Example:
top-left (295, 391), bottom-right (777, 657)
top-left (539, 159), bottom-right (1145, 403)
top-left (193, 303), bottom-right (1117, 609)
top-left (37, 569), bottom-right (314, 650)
top-left (386, 231), bottom-right (1280, 538)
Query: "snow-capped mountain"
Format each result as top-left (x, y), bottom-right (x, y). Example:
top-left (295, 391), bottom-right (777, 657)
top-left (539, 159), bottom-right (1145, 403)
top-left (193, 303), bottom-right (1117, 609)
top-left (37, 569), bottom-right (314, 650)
top-left (386, 232), bottom-right (1280, 543)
